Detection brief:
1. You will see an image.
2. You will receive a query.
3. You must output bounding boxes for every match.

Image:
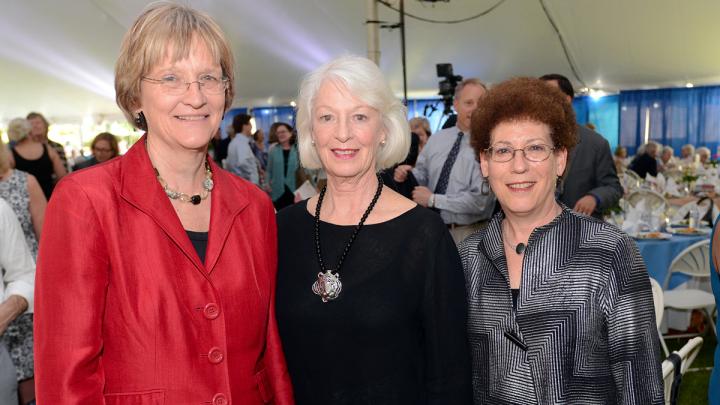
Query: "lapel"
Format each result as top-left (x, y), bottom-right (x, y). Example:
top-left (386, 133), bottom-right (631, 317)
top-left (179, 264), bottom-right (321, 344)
top-left (120, 135), bottom-right (249, 274)
top-left (478, 213), bottom-right (510, 283)
top-left (204, 158), bottom-right (249, 273)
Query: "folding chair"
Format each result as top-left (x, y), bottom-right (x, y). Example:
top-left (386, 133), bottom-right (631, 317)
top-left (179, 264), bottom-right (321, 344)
top-left (649, 277), bottom-right (670, 356)
top-left (661, 337), bottom-right (703, 405)
top-left (663, 240), bottom-right (716, 339)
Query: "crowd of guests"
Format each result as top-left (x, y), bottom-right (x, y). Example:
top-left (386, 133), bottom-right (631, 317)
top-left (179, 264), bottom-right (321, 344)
top-left (6, 2), bottom-right (719, 404)
top-left (615, 140), bottom-right (716, 179)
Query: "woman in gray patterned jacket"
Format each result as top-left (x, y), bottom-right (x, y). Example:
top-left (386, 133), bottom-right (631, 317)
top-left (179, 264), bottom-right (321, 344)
top-left (460, 77), bottom-right (663, 404)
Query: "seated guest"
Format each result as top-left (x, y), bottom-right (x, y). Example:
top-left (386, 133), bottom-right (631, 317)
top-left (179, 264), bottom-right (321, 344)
top-left (0, 198), bottom-right (35, 405)
top-left (34, 3), bottom-right (292, 403)
top-left (461, 77), bottom-right (663, 404)
top-left (680, 143), bottom-right (695, 165)
top-left (613, 145), bottom-right (627, 174)
top-left (276, 55), bottom-right (472, 404)
top-left (266, 122), bottom-right (299, 210)
top-left (628, 141), bottom-right (659, 178)
top-left (698, 146), bottom-right (712, 166)
top-left (72, 132), bottom-right (120, 171)
top-left (659, 145), bottom-right (677, 171)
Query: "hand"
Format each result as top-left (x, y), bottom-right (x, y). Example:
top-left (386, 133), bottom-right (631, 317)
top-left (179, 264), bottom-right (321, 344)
top-left (0, 295), bottom-right (28, 336)
top-left (573, 195), bottom-right (597, 216)
top-left (394, 165), bottom-right (412, 183)
top-left (412, 186), bottom-right (433, 207)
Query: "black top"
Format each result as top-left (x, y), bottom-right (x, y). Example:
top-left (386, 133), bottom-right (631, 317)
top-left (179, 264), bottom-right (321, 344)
top-left (12, 144), bottom-right (55, 199)
top-left (628, 153), bottom-right (658, 179)
top-left (276, 201), bottom-right (472, 405)
top-left (511, 288), bottom-right (519, 311)
top-left (185, 230), bottom-right (208, 264)
top-left (282, 148), bottom-right (290, 176)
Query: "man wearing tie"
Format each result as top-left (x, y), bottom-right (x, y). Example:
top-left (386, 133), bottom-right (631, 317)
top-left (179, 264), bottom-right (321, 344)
top-left (395, 78), bottom-right (495, 243)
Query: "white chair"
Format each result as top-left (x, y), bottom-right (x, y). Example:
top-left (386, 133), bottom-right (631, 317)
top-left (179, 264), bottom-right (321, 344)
top-left (663, 240), bottom-right (716, 338)
top-left (661, 337), bottom-right (703, 405)
top-left (650, 277), bottom-right (670, 356)
top-left (627, 189), bottom-right (668, 212)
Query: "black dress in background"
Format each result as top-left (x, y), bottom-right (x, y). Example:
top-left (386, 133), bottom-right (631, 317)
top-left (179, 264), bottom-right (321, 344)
top-left (12, 144), bottom-right (55, 199)
top-left (276, 201), bottom-right (472, 405)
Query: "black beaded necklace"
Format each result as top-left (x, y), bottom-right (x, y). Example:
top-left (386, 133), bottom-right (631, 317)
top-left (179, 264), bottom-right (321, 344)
top-left (311, 174), bottom-right (383, 302)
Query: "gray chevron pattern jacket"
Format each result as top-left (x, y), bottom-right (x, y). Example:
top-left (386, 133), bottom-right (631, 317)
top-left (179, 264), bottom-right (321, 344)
top-left (459, 207), bottom-right (664, 404)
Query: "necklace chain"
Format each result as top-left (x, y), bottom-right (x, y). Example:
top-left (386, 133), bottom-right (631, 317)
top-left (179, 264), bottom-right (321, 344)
top-left (314, 174), bottom-right (384, 274)
top-left (503, 221), bottom-right (527, 255)
top-left (154, 160), bottom-right (214, 205)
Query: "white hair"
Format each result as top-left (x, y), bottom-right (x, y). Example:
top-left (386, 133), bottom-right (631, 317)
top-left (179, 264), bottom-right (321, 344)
top-left (697, 146), bottom-right (711, 156)
top-left (295, 55), bottom-right (410, 170)
top-left (7, 118), bottom-right (31, 142)
top-left (662, 145), bottom-right (674, 154)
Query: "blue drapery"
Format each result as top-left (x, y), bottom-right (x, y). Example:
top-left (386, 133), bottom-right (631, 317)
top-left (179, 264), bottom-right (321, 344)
top-left (572, 95), bottom-right (620, 152)
top-left (220, 85), bottom-right (720, 156)
top-left (619, 85), bottom-right (720, 155)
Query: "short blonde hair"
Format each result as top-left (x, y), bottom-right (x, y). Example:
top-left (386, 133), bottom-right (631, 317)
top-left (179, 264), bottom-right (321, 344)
top-left (409, 117), bottom-right (431, 136)
top-left (115, 2), bottom-right (235, 130)
top-left (296, 55), bottom-right (410, 170)
top-left (7, 118), bottom-right (31, 142)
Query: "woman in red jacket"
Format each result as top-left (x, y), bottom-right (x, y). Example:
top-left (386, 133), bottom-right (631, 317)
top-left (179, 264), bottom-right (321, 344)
top-left (34, 3), bottom-right (293, 404)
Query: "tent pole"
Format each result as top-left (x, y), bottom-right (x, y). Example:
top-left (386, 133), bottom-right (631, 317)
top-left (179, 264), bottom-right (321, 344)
top-left (366, 0), bottom-right (380, 64)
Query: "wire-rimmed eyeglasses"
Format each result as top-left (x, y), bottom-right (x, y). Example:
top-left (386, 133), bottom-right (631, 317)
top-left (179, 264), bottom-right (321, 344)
top-left (485, 143), bottom-right (555, 162)
top-left (141, 74), bottom-right (228, 95)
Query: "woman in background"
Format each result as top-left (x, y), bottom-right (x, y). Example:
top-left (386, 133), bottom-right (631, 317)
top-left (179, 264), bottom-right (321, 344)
top-left (266, 122), bottom-right (299, 210)
top-left (7, 118), bottom-right (66, 200)
top-left (72, 132), bottom-right (120, 171)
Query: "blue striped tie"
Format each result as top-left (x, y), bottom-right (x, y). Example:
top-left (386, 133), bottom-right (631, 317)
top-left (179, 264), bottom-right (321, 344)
top-left (434, 131), bottom-right (464, 195)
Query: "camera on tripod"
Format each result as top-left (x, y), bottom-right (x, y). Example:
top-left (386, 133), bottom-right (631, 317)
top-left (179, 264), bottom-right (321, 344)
top-left (437, 63), bottom-right (463, 116)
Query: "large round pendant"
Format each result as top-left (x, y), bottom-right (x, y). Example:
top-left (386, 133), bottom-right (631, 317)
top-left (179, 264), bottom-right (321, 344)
top-left (312, 270), bottom-right (342, 302)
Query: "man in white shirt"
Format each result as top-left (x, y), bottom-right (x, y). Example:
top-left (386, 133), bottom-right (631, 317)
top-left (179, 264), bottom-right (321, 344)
top-left (395, 79), bottom-right (495, 243)
top-left (0, 198), bottom-right (35, 404)
top-left (226, 113), bottom-right (260, 184)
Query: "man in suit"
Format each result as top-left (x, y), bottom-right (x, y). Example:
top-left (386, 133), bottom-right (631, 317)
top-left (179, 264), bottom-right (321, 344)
top-left (540, 74), bottom-right (623, 219)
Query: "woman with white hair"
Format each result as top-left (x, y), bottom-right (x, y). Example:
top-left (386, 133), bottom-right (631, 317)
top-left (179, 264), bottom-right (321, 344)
top-left (275, 55), bottom-right (472, 404)
top-left (7, 118), bottom-right (66, 199)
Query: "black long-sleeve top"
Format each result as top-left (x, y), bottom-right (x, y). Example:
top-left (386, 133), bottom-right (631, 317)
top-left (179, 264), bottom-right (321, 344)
top-left (276, 201), bottom-right (472, 405)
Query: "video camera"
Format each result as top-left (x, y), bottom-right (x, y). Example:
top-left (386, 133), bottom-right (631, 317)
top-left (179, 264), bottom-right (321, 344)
top-left (437, 63), bottom-right (463, 116)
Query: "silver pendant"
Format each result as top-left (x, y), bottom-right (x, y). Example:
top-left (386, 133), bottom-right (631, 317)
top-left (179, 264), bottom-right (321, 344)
top-left (312, 270), bottom-right (342, 302)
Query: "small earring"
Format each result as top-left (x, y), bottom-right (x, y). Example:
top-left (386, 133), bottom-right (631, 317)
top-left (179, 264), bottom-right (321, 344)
top-left (311, 139), bottom-right (316, 145)
top-left (481, 178), bottom-right (490, 195)
top-left (134, 111), bottom-right (146, 129)
top-left (380, 139), bottom-right (386, 146)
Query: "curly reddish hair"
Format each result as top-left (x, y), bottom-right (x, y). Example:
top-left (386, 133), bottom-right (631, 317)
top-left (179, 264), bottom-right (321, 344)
top-left (470, 77), bottom-right (578, 157)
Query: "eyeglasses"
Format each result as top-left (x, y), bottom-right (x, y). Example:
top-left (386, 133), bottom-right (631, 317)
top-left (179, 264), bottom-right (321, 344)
top-left (485, 143), bottom-right (555, 163)
top-left (142, 74), bottom-right (228, 95)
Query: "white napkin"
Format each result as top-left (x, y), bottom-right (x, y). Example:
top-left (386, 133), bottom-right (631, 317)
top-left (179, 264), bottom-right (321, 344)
top-left (622, 199), bottom-right (646, 233)
top-left (665, 177), bottom-right (682, 197)
top-left (656, 173), bottom-right (667, 192)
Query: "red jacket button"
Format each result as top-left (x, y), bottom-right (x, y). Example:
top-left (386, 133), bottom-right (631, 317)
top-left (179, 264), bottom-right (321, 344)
top-left (208, 347), bottom-right (224, 364)
top-left (203, 303), bottom-right (220, 319)
top-left (212, 393), bottom-right (228, 405)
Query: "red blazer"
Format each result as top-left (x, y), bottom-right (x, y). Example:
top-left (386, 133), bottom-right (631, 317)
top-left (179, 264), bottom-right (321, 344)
top-left (35, 137), bottom-right (294, 405)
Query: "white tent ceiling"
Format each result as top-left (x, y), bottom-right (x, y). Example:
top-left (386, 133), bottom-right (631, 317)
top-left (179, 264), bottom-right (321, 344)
top-left (1, 0), bottom-right (719, 123)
